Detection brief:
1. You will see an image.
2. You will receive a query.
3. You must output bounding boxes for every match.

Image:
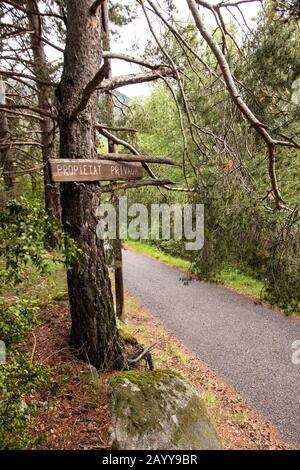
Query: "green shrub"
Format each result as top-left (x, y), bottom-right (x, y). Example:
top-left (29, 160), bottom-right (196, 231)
top-left (0, 198), bottom-right (75, 449)
top-left (0, 299), bottom-right (39, 347)
top-left (0, 197), bottom-right (83, 285)
top-left (0, 350), bottom-right (50, 449)
top-left (190, 191), bottom-right (300, 313)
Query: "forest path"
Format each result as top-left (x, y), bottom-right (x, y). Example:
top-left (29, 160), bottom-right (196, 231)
top-left (123, 248), bottom-right (300, 448)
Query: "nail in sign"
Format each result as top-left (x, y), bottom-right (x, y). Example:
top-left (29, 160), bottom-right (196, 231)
top-left (50, 159), bottom-right (143, 182)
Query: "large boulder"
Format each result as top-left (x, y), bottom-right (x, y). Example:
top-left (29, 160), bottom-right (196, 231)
top-left (110, 370), bottom-right (222, 450)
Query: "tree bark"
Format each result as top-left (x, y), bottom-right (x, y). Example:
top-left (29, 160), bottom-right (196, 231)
top-left (26, 0), bottom-right (61, 221)
top-left (57, 0), bottom-right (125, 370)
top-left (0, 79), bottom-right (16, 197)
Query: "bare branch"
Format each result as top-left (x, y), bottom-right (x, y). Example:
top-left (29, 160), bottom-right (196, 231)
top-left (141, 0), bottom-right (197, 183)
top-left (0, 140), bottom-right (45, 148)
top-left (0, 25), bottom-right (35, 40)
top-left (147, 0), bottom-right (218, 79)
top-left (0, 108), bottom-right (44, 121)
top-left (128, 342), bottom-right (158, 364)
top-left (274, 132), bottom-right (300, 149)
top-left (4, 74), bottom-right (39, 93)
top-left (102, 51), bottom-right (165, 70)
top-left (100, 179), bottom-right (176, 193)
top-left (4, 163), bottom-right (46, 176)
top-left (2, 0), bottom-right (65, 21)
top-left (195, 0), bottom-right (262, 8)
top-left (97, 126), bottom-right (140, 156)
top-left (99, 67), bottom-right (175, 93)
top-left (96, 125), bottom-right (158, 179)
top-left (0, 104), bottom-right (56, 119)
top-left (97, 123), bottom-right (137, 133)
top-left (272, 139), bottom-right (300, 150)
top-left (37, 35), bottom-right (64, 54)
top-left (95, 152), bottom-right (178, 166)
top-left (219, 0), bottom-right (262, 7)
top-left (0, 70), bottom-right (58, 87)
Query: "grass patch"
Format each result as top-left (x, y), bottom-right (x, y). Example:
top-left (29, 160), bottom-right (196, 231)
top-left (125, 240), bottom-right (190, 270)
top-left (170, 345), bottom-right (189, 365)
top-left (216, 268), bottom-right (264, 299)
top-left (202, 390), bottom-right (218, 407)
top-left (231, 411), bottom-right (247, 425)
top-left (46, 260), bottom-right (67, 297)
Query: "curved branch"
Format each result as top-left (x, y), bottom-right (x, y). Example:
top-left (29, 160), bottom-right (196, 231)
top-left (147, 0), bottom-right (218, 79)
top-left (96, 125), bottom-right (156, 178)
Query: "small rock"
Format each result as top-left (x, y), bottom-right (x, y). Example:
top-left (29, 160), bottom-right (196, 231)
top-left (84, 364), bottom-right (99, 380)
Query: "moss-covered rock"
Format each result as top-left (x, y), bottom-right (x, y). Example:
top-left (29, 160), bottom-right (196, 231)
top-left (110, 370), bottom-right (222, 450)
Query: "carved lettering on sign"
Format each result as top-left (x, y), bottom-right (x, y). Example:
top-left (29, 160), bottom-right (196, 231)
top-left (49, 159), bottom-right (144, 182)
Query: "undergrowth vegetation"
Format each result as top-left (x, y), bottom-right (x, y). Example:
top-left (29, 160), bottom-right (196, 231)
top-left (0, 198), bottom-right (82, 449)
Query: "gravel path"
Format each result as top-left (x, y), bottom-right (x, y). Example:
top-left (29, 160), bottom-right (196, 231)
top-left (123, 248), bottom-right (300, 448)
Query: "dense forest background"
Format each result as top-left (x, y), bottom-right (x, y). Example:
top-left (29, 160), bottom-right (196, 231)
top-left (120, 1), bottom-right (300, 312)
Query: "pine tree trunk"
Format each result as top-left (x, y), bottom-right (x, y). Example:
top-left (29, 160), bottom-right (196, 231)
top-left (26, 0), bottom-right (61, 222)
top-left (0, 113), bottom-right (15, 196)
top-left (57, 0), bottom-right (126, 370)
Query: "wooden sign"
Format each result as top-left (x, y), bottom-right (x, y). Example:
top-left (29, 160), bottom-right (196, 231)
top-left (49, 159), bottom-right (143, 183)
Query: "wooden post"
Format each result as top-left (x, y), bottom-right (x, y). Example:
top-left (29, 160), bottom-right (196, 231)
top-left (102, 0), bottom-right (125, 323)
